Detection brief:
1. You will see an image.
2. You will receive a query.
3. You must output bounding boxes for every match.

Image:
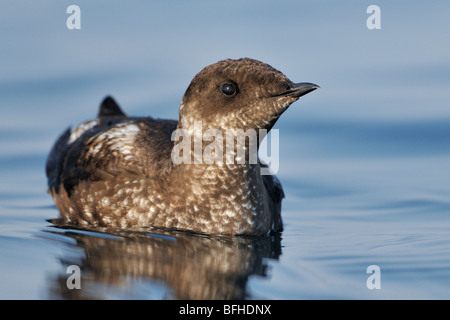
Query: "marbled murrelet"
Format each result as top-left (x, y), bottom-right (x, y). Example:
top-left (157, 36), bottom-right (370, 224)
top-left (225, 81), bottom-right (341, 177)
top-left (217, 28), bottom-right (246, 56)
top-left (46, 58), bottom-right (319, 235)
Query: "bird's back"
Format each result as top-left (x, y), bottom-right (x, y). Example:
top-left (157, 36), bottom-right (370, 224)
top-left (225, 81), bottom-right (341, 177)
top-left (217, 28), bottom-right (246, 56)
top-left (46, 97), bottom-right (177, 197)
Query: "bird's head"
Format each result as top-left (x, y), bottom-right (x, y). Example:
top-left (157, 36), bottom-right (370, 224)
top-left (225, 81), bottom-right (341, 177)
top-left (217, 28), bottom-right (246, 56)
top-left (178, 58), bottom-right (319, 132)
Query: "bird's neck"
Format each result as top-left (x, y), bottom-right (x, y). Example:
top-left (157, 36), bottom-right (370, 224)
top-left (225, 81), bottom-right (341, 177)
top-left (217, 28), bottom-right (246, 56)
top-left (166, 120), bottom-right (272, 234)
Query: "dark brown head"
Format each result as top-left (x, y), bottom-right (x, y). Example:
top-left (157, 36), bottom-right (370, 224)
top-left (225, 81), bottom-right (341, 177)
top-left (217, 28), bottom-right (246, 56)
top-left (178, 58), bottom-right (319, 131)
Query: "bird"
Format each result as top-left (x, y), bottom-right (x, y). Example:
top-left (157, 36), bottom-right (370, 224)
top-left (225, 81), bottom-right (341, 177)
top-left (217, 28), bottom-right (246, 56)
top-left (46, 58), bottom-right (319, 236)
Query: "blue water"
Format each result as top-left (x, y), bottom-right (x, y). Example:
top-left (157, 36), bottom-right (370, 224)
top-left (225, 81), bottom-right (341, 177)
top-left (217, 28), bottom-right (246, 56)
top-left (1, 1), bottom-right (450, 299)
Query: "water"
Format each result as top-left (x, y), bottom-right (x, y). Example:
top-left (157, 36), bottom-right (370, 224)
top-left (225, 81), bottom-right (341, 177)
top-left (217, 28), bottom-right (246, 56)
top-left (1, 1), bottom-right (450, 299)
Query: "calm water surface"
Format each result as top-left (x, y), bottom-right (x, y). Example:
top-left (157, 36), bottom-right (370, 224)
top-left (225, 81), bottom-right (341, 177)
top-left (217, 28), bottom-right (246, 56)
top-left (1, 1), bottom-right (450, 299)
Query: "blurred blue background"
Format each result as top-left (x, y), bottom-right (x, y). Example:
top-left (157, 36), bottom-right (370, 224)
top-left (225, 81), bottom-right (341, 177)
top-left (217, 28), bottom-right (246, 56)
top-left (1, 1), bottom-right (450, 299)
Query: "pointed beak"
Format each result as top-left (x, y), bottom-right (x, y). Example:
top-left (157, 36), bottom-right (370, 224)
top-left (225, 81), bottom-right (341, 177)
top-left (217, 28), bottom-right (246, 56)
top-left (276, 82), bottom-right (320, 98)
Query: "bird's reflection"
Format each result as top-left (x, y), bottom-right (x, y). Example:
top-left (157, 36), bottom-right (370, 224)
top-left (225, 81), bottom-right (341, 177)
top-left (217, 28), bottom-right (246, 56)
top-left (43, 220), bottom-right (282, 299)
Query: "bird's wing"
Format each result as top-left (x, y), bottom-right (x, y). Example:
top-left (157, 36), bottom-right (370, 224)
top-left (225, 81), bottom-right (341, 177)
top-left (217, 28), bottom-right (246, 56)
top-left (46, 127), bottom-right (71, 191)
top-left (59, 121), bottom-right (146, 196)
top-left (261, 163), bottom-right (285, 232)
top-left (48, 96), bottom-right (145, 196)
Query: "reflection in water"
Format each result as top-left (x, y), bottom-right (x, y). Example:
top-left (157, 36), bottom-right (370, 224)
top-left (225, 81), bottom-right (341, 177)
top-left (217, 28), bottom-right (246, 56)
top-left (43, 221), bottom-right (282, 299)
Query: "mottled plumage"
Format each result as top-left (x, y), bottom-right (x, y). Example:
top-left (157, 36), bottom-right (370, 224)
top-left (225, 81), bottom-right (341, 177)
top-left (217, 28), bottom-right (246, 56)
top-left (46, 58), bottom-right (318, 235)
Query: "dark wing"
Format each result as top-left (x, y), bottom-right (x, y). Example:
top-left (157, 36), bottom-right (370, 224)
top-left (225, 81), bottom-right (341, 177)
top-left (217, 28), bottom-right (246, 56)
top-left (49, 96), bottom-right (179, 197)
top-left (261, 163), bottom-right (285, 232)
top-left (46, 127), bottom-right (71, 191)
top-left (59, 121), bottom-right (146, 196)
top-left (47, 96), bottom-right (140, 195)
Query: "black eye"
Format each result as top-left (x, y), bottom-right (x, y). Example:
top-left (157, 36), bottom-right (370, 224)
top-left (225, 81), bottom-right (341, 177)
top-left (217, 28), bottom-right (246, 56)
top-left (220, 83), bottom-right (237, 96)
